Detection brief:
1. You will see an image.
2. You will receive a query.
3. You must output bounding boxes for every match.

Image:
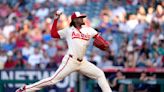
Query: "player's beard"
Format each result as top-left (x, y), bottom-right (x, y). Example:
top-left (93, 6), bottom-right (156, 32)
top-left (72, 18), bottom-right (85, 27)
top-left (77, 22), bottom-right (85, 27)
top-left (78, 18), bottom-right (85, 26)
top-left (81, 22), bottom-right (85, 25)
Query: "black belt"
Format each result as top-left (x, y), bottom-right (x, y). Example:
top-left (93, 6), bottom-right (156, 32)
top-left (69, 54), bottom-right (83, 62)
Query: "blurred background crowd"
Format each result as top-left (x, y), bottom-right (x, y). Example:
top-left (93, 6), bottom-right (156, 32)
top-left (0, 0), bottom-right (163, 71)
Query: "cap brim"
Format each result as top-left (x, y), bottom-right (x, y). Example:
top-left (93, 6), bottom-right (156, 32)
top-left (77, 15), bottom-right (86, 18)
top-left (71, 14), bottom-right (87, 20)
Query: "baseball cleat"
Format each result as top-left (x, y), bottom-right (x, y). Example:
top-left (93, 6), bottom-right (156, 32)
top-left (16, 85), bottom-right (26, 92)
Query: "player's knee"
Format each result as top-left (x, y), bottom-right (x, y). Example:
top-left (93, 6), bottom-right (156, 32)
top-left (97, 70), bottom-right (105, 79)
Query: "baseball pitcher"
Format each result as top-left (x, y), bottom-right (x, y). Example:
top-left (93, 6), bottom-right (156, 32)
top-left (16, 11), bottom-right (112, 92)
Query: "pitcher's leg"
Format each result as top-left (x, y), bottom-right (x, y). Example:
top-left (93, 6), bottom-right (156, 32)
top-left (25, 57), bottom-right (75, 92)
top-left (79, 61), bottom-right (112, 92)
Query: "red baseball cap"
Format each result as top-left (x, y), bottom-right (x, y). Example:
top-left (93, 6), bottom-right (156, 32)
top-left (71, 12), bottom-right (86, 20)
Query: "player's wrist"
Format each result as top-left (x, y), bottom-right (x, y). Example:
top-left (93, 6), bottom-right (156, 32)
top-left (54, 10), bottom-right (62, 19)
top-left (54, 16), bottom-right (59, 20)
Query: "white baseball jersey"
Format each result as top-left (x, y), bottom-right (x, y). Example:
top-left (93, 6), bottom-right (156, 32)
top-left (21, 23), bottom-right (112, 92)
top-left (58, 25), bottom-right (98, 59)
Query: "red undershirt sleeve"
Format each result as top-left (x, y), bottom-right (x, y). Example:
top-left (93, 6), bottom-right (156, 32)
top-left (93, 33), bottom-right (99, 38)
top-left (50, 18), bottom-right (60, 38)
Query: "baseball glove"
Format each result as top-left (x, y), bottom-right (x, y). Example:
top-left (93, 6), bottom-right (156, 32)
top-left (93, 34), bottom-right (109, 51)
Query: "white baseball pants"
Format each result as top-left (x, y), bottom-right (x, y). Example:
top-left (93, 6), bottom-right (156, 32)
top-left (24, 55), bottom-right (112, 92)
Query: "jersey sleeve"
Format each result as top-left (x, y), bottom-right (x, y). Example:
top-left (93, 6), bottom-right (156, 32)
top-left (50, 18), bottom-right (68, 39)
top-left (89, 27), bottom-right (98, 38)
top-left (57, 28), bottom-right (68, 39)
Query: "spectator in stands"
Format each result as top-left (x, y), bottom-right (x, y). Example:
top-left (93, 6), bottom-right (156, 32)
top-left (53, 50), bottom-right (64, 66)
top-left (27, 47), bottom-right (43, 68)
top-left (128, 34), bottom-right (142, 49)
top-left (42, 29), bottom-right (52, 42)
top-left (100, 6), bottom-right (112, 19)
top-left (35, 4), bottom-right (49, 21)
top-left (158, 35), bottom-right (164, 55)
top-left (147, 73), bottom-right (159, 92)
top-left (133, 6), bottom-right (148, 34)
top-left (108, 36), bottom-right (118, 55)
top-left (148, 73), bottom-right (156, 80)
top-left (46, 57), bottom-right (58, 69)
top-left (14, 0), bottom-right (28, 12)
top-left (2, 21), bottom-right (15, 39)
top-left (126, 0), bottom-right (138, 6)
top-left (39, 51), bottom-right (50, 69)
top-left (2, 32), bottom-right (16, 51)
top-left (15, 33), bottom-right (27, 49)
top-left (137, 53), bottom-right (152, 67)
top-left (0, 2), bottom-right (11, 19)
top-left (125, 45), bottom-right (137, 68)
top-left (112, 2), bottom-right (126, 22)
top-left (134, 71), bottom-right (148, 92)
top-left (151, 52), bottom-right (163, 67)
top-left (46, 41), bottom-right (57, 58)
top-left (139, 42), bottom-right (150, 59)
top-left (89, 51), bottom-right (102, 65)
top-left (113, 55), bottom-right (125, 67)
top-left (57, 0), bottom-right (73, 6)
top-left (0, 50), bottom-right (7, 69)
top-left (21, 41), bottom-right (34, 60)
top-left (146, 6), bottom-right (154, 24)
top-left (88, 52), bottom-right (100, 66)
top-left (150, 27), bottom-right (163, 45)
top-left (126, 14), bottom-right (138, 32)
top-left (118, 13), bottom-right (130, 33)
top-left (119, 39), bottom-right (128, 57)
top-left (150, 41), bottom-right (164, 67)
top-left (133, 19), bottom-right (147, 35)
top-left (29, 26), bottom-right (42, 43)
top-left (151, 43), bottom-right (159, 55)
top-left (58, 0), bottom-right (86, 6)
top-left (137, 6), bottom-right (146, 22)
top-left (153, 4), bottom-right (164, 25)
top-left (4, 51), bottom-right (16, 69)
top-left (14, 49), bottom-right (27, 69)
top-left (0, 29), bottom-right (6, 43)
top-left (109, 70), bottom-right (126, 92)
top-left (43, 18), bottom-right (52, 32)
top-left (140, 71), bottom-right (148, 81)
top-left (97, 55), bottom-right (113, 69)
top-left (98, 12), bottom-right (112, 33)
top-left (15, 58), bottom-right (26, 69)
